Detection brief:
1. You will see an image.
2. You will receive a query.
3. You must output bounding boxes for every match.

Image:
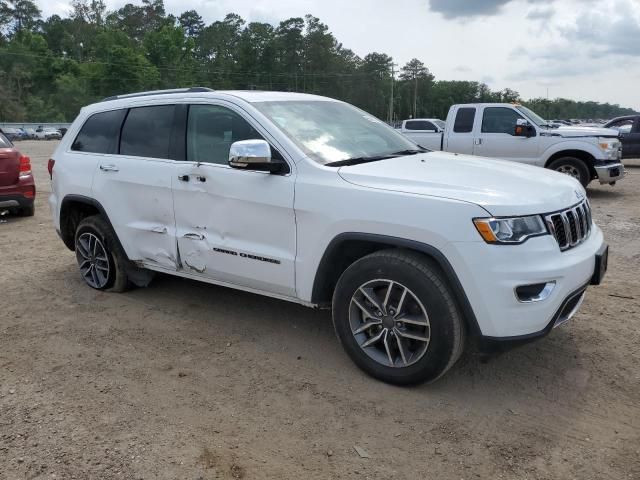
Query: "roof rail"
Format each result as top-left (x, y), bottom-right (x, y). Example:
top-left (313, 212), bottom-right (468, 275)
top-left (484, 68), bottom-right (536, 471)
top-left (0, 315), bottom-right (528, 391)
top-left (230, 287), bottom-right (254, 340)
top-left (102, 87), bottom-right (214, 102)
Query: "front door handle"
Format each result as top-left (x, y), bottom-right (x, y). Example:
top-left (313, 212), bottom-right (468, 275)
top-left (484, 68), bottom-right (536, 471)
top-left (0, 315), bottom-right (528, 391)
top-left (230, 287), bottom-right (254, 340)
top-left (474, 138), bottom-right (483, 145)
top-left (183, 232), bottom-right (205, 240)
top-left (178, 174), bottom-right (190, 182)
top-left (100, 164), bottom-right (119, 172)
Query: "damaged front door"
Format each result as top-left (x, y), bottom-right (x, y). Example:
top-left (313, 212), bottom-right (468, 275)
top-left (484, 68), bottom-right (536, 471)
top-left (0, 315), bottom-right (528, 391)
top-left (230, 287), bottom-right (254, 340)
top-left (91, 105), bottom-right (178, 269)
top-left (172, 103), bottom-right (296, 297)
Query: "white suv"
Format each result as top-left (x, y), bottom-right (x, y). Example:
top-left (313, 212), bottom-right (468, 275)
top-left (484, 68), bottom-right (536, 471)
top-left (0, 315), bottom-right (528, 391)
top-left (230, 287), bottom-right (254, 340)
top-left (49, 88), bottom-right (609, 384)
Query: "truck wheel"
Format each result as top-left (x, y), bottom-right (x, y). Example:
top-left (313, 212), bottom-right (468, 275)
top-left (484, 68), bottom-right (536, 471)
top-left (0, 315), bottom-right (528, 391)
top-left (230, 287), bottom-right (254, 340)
top-left (74, 215), bottom-right (131, 292)
top-left (332, 249), bottom-right (465, 385)
top-left (547, 157), bottom-right (591, 187)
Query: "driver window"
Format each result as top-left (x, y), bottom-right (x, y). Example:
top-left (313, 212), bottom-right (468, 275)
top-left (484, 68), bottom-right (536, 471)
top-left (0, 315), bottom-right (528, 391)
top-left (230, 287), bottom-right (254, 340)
top-left (481, 107), bottom-right (525, 135)
top-left (187, 105), bottom-right (264, 165)
top-left (611, 119), bottom-right (634, 134)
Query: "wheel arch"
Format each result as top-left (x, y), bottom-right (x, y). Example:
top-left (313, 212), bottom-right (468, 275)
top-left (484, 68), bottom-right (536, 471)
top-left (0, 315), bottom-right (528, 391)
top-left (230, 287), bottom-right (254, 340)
top-left (59, 195), bottom-right (125, 254)
top-left (311, 233), bottom-right (482, 336)
top-left (543, 149), bottom-right (597, 178)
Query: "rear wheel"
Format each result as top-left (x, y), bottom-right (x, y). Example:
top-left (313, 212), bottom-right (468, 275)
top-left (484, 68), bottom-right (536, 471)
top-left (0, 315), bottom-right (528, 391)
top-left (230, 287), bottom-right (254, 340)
top-left (332, 249), bottom-right (465, 385)
top-left (548, 157), bottom-right (591, 187)
top-left (74, 215), bottom-right (130, 292)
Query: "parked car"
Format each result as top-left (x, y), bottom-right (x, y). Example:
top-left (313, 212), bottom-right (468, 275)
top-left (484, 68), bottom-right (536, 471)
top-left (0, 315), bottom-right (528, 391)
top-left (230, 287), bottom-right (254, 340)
top-left (24, 128), bottom-right (37, 139)
top-left (1, 127), bottom-right (23, 141)
top-left (396, 118), bottom-right (445, 133)
top-left (399, 103), bottom-right (624, 187)
top-left (0, 131), bottom-right (35, 216)
top-left (603, 115), bottom-right (640, 159)
top-left (49, 88), bottom-right (608, 385)
top-left (36, 127), bottom-right (62, 140)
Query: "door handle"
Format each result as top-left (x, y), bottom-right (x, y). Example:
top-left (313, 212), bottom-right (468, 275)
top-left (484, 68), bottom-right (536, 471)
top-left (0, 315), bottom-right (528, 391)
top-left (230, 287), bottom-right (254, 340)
top-left (100, 164), bottom-right (119, 172)
top-left (197, 176), bottom-right (206, 182)
top-left (178, 174), bottom-right (190, 182)
top-left (183, 232), bottom-right (205, 240)
top-left (474, 138), bottom-right (482, 145)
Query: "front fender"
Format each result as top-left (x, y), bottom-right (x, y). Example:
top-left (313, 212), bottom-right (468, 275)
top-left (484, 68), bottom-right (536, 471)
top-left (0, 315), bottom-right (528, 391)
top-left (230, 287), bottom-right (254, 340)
top-left (540, 139), bottom-right (602, 165)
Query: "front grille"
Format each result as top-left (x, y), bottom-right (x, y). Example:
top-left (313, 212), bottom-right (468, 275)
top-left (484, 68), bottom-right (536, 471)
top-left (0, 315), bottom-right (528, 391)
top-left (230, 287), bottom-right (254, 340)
top-left (545, 200), bottom-right (592, 251)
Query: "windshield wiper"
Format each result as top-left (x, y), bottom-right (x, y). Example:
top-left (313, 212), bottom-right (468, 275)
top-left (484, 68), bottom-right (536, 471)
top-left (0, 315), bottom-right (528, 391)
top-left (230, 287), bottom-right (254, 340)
top-left (391, 148), bottom-right (428, 155)
top-left (325, 154), bottom-right (399, 167)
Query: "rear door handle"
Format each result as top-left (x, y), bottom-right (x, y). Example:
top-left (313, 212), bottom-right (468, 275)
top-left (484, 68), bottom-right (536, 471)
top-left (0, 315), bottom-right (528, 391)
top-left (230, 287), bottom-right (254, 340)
top-left (100, 164), bottom-right (119, 172)
top-left (474, 138), bottom-right (482, 145)
top-left (178, 174), bottom-right (190, 182)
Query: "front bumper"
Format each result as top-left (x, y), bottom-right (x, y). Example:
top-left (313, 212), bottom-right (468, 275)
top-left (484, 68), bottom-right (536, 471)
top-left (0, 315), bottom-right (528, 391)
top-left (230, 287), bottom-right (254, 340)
top-left (449, 224), bottom-right (605, 338)
top-left (594, 161), bottom-right (625, 184)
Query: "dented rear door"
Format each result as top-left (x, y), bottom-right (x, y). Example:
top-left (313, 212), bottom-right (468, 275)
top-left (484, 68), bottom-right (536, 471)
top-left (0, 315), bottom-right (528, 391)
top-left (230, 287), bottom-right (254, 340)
top-left (91, 105), bottom-right (178, 269)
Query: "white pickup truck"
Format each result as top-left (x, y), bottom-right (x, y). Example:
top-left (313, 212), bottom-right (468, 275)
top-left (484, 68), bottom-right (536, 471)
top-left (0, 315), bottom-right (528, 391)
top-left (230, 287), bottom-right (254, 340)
top-left (399, 104), bottom-right (625, 187)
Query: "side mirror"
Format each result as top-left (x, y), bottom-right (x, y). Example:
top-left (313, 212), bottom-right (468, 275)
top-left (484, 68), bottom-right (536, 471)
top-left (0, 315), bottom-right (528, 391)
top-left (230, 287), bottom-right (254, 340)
top-left (228, 139), bottom-right (281, 173)
top-left (514, 119), bottom-right (536, 137)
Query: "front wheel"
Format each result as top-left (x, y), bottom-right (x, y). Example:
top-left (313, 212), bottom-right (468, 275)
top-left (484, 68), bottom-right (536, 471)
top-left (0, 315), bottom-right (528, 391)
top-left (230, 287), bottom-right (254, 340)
top-left (547, 157), bottom-right (591, 187)
top-left (332, 249), bottom-right (465, 385)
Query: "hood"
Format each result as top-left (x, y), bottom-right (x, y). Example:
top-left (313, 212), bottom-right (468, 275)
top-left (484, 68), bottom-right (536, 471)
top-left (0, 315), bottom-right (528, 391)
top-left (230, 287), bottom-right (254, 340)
top-left (338, 152), bottom-right (585, 217)
top-left (545, 125), bottom-right (619, 138)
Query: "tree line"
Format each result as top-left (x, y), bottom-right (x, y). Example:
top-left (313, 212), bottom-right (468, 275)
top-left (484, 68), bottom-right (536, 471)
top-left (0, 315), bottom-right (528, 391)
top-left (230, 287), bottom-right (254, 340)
top-left (0, 0), bottom-right (637, 123)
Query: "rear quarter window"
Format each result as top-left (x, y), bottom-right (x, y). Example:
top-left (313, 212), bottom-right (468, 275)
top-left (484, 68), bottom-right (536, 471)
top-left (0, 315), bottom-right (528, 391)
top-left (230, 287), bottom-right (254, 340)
top-left (453, 108), bottom-right (476, 133)
top-left (72, 109), bottom-right (127, 154)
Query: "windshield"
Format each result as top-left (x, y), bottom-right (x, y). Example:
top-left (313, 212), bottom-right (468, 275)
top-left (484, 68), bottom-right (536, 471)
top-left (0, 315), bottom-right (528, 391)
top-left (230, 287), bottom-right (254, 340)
top-left (515, 106), bottom-right (548, 127)
top-left (433, 119), bottom-right (445, 129)
top-left (253, 100), bottom-right (419, 165)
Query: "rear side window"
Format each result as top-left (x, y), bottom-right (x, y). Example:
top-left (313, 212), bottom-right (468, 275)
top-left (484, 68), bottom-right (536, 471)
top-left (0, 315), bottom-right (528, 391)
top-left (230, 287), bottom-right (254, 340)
top-left (120, 105), bottom-right (175, 159)
top-left (453, 108), bottom-right (476, 133)
top-left (405, 120), bottom-right (436, 131)
top-left (72, 109), bottom-right (127, 154)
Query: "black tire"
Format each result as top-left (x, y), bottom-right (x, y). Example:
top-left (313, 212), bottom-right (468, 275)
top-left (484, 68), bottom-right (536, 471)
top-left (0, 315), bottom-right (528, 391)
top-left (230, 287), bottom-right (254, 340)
top-left (74, 215), bottom-right (131, 292)
top-left (19, 203), bottom-right (34, 217)
top-left (547, 157), bottom-right (591, 188)
top-left (332, 249), bottom-right (465, 385)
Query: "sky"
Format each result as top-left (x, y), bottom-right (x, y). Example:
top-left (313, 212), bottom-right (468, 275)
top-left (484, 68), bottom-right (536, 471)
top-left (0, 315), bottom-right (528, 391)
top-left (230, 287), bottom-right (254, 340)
top-left (40, 0), bottom-right (640, 110)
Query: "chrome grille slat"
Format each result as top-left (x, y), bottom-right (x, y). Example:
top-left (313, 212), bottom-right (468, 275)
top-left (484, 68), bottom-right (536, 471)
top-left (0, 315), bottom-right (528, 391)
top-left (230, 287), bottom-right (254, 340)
top-left (545, 200), bottom-right (591, 252)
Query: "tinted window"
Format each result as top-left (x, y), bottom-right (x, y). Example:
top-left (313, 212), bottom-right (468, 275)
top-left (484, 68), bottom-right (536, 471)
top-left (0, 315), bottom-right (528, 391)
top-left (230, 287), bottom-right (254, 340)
top-left (0, 132), bottom-right (11, 147)
top-left (187, 105), bottom-right (264, 165)
top-left (405, 120), bottom-right (436, 131)
top-left (120, 105), bottom-right (175, 159)
top-left (72, 109), bottom-right (126, 154)
top-left (481, 107), bottom-right (524, 135)
top-left (453, 108), bottom-right (476, 133)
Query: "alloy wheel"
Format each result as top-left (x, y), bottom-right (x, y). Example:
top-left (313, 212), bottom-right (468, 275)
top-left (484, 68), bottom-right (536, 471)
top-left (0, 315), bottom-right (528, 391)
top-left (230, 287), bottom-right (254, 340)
top-left (76, 232), bottom-right (110, 288)
top-left (556, 165), bottom-right (581, 180)
top-left (348, 279), bottom-right (430, 368)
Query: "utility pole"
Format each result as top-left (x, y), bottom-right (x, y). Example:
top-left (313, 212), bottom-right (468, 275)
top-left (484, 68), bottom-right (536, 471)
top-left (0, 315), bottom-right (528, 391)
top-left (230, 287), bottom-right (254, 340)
top-left (413, 74), bottom-right (418, 119)
top-left (389, 63), bottom-right (397, 124)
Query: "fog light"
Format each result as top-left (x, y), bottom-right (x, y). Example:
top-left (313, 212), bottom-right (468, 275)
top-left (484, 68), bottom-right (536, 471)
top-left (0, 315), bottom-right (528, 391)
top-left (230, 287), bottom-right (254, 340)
top-left (515, 281), bottom-right (556, 303)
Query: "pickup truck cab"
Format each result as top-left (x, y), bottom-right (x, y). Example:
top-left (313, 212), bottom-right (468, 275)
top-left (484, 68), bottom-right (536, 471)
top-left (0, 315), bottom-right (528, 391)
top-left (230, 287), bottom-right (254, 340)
top-left (401, 103), bottom-right (625, 187)
top-left (49, 89), bottom-right (609, 385)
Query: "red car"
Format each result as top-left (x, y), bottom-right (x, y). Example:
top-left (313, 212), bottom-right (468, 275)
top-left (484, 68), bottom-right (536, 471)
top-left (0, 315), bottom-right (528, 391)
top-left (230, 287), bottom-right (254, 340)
top-left (0, 131), bottom-right (35, 216)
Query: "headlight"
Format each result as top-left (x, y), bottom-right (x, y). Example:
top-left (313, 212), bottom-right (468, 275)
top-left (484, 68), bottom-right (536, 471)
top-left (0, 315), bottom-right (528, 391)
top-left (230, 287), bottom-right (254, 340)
top-left (598, 138), bottom-right (621, 158)
top-left (473, 215), bottom-right (548, 244)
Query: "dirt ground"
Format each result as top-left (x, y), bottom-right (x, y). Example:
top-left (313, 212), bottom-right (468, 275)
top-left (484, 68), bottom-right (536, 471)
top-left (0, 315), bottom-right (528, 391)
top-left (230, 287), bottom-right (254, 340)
top-left (0, 140), bottom-right (639, 480)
